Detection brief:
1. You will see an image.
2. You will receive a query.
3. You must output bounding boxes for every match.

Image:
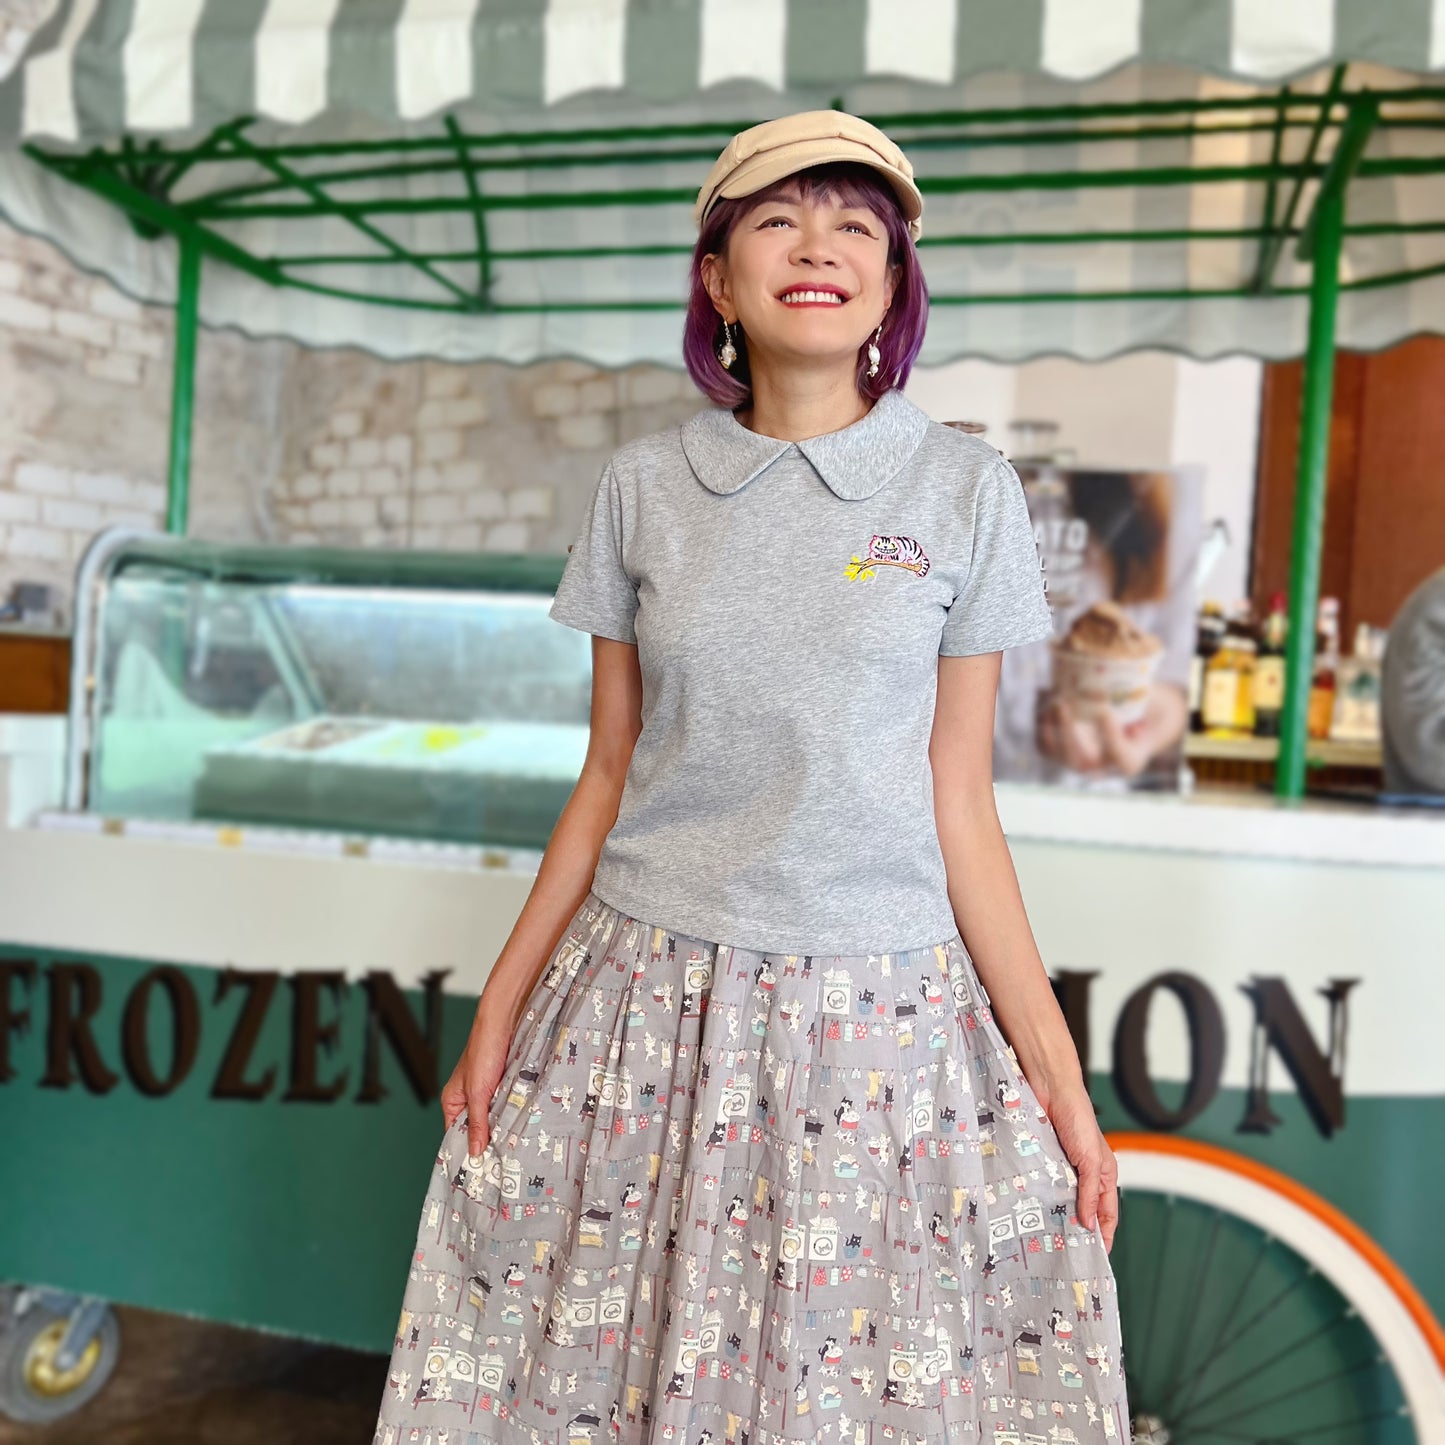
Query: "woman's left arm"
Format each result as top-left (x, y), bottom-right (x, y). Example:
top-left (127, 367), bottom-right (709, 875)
top-left (930, 649), bottom-right (1120, 1252)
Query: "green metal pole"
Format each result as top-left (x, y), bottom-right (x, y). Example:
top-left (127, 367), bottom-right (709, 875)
top-left (1276, 98), bottom-right (1376, 799)
top-left (1276, 185), bottom-right (1342, 800)
top-left (166, 234), bottom-right (201, 535)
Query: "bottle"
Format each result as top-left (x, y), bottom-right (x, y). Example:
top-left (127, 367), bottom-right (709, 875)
top-left (1229, 596), bottom-right (1258, 640)
top-left (1308, 596), bottom-right (1340, 740)
top-left (1008, 418), bottom-right (1060, 463)
top-left (1201, 609), bottom-right (1242, 738)
top-left (1252, 592), bottom-right (1288, 737)
top-left (1189, 601), bottom-right (1226, 733)
top-left (1227, 599), bottom-right (1259, 738)
top-left (1231, 635), bottom-right (1254, 734)
top-left (1331, 620), bottom-right (1383, 742)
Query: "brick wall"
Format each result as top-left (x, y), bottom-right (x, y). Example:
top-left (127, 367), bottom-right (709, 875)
top-left (0, 227), bottom-right (181, 615)
top-left (269, 352), bottom-right (701, 554)
top-left (0, 215), bottom-right (704, 626)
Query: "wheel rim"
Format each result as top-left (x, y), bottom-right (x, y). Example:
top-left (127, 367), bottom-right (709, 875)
top-left (22, 1319), bottom-right (103, 1399)
top-left (1107, 1132), bottom-right (1445, 1445)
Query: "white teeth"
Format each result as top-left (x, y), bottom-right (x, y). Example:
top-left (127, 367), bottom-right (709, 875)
top-left (780, 290), bottom-right (844, 305)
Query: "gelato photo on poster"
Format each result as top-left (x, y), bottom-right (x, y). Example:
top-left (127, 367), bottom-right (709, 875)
top-left (995, 462), bottom-right (1203, 791)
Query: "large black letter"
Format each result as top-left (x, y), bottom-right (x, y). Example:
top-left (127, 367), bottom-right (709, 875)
top-left (0, 959), bottom-right (38, 1083)
top-left (1112, 972), bottom-right (1224, 1130)
top-left (356, 968), bottom-right (452, 1104)
top-left (122, 966), bottom-right (201, 1096)
top-left (283, 971), bottom-right (349, 1102)
top-left (1238, 976), bottom-right (1357, 1138)
top-left (39, 963), bottom-right (119, 1093)
top-left (211, 968), bottom-right (279, 1101)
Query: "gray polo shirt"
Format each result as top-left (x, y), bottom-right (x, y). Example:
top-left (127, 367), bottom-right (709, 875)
top-left (548, 386), bottom-right (1052, 955)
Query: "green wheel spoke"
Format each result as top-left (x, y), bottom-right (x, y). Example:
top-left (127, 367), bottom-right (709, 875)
top-left (1170, 1305), bottom-right (1368, 1430)
top-left (1160, 1206), bottom-right (1225, 1398)
top-left (1137, 1193), bottom-right (1176, 1400)
top-left (1199, 1403), bottom-right (1411, 1443)
top-left (1161, 1231), bottom-right (1276, 1416)
top-left (1183, 1351), bottom-right (1388, 1434)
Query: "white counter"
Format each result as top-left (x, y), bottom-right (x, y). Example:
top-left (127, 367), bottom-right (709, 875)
top-left (994, 781), bottom-right (1445, 869)
top-left (2, 718), bottom-right (1442, 1097)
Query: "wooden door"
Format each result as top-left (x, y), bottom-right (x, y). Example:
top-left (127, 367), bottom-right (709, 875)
top-left (1253, 336), bottom-right (1445, 645)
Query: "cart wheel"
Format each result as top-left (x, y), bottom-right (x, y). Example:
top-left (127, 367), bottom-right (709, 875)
top-left (1108, 1133), bottom-right (1445, 1445)
top-left (0, 1295), bottom-right (121, 1424)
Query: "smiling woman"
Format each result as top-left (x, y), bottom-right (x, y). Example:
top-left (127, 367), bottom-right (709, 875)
top-left (684, 154), bottom-right (931, 412)
top-left (373, 109), bottom-right (1131, 1445)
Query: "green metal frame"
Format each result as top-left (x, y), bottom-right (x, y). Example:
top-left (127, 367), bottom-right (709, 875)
top-left (23, 72), bottom-right (1445, 800)
top-left (166, 234), bottom-right (200, 537)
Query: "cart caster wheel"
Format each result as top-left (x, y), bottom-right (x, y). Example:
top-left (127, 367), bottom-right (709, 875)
top-left (0, 1295), bottom-right (121, 1423)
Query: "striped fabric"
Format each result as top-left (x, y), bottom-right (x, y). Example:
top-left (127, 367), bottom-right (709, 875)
top-left (4, 0), bottom-right (1444, 144)
top-left (0, 0), bottom-right (1440, 367)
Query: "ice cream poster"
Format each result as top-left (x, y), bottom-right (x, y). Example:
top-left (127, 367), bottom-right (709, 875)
top-left (992, 464), bottom-right (1204, 791)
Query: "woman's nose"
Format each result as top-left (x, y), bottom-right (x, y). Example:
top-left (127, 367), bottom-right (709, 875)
top-left (789, 248), bottom-right (842, 271)
top-left (790, 227), bottom-right (843, 266)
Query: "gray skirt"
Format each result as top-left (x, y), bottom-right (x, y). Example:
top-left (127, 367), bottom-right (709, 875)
top-left (373, 888), bottom-right (1131, 1444)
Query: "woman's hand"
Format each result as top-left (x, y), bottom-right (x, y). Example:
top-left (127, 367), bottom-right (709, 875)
top-left (440, 1003), bottom-right (517, 1160)
top-left (1033, 1072), bottom-right (1120, 1253)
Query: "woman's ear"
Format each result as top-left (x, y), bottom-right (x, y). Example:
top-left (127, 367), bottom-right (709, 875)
top-left (701, 253), bottom-right (729, 313)
top-left (884, 261), bottom-right (902, 310)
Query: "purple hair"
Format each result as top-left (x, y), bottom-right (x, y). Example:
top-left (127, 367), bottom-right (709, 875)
top-left (682, 160), bottom-right (929, 409)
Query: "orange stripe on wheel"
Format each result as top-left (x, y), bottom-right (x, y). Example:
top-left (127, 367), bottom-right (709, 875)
top-left (1107, 1130), bottom-right (1445, 1372)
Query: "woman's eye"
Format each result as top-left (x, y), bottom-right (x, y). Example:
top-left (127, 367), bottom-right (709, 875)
top-left (762, 217), bottom-right (871, 233)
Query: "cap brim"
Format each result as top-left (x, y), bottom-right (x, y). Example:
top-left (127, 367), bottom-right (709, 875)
top-left (700, 139), bottom-right (923, 240)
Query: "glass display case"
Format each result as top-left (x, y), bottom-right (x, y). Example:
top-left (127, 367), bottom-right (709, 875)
top-left (66, 527), bottom-right (587, 848)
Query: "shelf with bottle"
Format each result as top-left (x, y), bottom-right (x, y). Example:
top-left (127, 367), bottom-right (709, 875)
top-left (1194, 596), bottom-right (1259, 741)
top-left (1182, 733), bottom-right (1382, 766)
top-left (1186, 591), bottom-right (1385, 752)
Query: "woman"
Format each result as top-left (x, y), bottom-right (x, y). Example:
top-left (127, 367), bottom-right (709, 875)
top-left (374, 110), bottom-right (1131, 1445)
top-left (1033, 469), bottom-right (1192, 784)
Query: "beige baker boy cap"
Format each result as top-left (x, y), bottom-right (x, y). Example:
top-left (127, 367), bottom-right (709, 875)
top-left (693, 109), bottom-right (924, 242)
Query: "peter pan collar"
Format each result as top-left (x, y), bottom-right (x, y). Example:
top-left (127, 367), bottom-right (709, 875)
top-left (680, 386), bottom-right (930, 501)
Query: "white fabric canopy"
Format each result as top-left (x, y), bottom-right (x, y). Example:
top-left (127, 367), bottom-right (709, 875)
top-left (0, 0), bottom-right (1440, 365)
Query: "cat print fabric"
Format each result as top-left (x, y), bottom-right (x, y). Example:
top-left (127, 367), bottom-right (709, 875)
top-left (373, 890), bottom-right (1130, 1445)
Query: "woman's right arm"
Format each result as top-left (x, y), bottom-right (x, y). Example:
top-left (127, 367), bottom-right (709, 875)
top-left (443, 634), bottom-right (644, 1157)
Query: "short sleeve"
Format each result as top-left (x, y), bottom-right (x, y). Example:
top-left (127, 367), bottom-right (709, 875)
top-left (548, 461), bottom-right (639, 644)
top-left (939, 458), bottom-right (1054, 656)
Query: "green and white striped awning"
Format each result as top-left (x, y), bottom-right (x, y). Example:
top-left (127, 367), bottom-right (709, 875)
top-left (6, 0), bottom-right (1445, 139)
top-left (0, 0), bottom-right (1442, 366)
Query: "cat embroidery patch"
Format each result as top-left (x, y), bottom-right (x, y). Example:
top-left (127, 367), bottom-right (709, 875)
top-left (844, 534), bottom-right (931, 580)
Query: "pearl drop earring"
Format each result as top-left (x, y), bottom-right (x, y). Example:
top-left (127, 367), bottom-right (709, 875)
top-left (718, 320), bottom-right (738, 370)
top-left (866, 321), bottom-right (883, 380)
